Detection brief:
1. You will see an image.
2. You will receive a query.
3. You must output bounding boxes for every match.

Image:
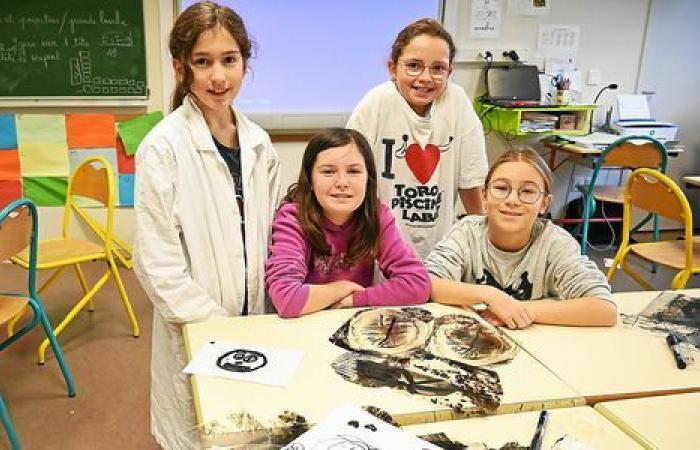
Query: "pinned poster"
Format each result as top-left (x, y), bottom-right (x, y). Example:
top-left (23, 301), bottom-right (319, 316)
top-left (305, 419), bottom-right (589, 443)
top-left (16, 114), bottom-right (67, 145)
top-left (0, 150), bottom-right (21, 180)
top-left (0, 179), bottom-right (22, 210)
top-left (0, 114), bottom-right (17, 150)
top-left (19, 143), bottom-right (69, 177)
top-left (117, 111), bottom-right (164, 156)
top-left (23, 177), bottom-right (68, 206)
top-left (66, 114), bottom-right (117, 149)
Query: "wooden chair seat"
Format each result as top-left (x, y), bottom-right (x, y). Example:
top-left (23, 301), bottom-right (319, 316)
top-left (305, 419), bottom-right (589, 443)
top-left (592, 185), bottom-right (624, 204)
top-left (13, 239), bottom-right (106, 268)
top-left (629, 238), bottom-right (700, 270)
top-left (0, 296), bottom-right (29, 325)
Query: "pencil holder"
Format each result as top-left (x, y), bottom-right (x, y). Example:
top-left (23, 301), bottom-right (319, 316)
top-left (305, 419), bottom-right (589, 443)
top-left (555, 90), bottom-right (570, 105)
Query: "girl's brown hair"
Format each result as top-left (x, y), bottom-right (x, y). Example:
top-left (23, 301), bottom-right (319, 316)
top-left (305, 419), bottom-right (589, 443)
top-left (486, 147), bottom-right (554, 194)
top-left (169, 1), bottom-right (253, 110)
top-left (391, 18), bottom-right (456, 64)
top-left (286, 128), bottom-right (379, 265)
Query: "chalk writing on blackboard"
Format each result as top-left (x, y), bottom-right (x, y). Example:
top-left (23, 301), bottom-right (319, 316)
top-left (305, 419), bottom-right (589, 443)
top-left (0, 1), bottom-right (146, 97)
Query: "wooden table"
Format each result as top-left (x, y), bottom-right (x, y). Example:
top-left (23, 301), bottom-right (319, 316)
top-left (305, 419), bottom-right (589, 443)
top-left (405, 406), bottom-right (640, 449)
top-left (183, 303), bottom-right (583, 447)
top-left (595, 392), bottom-right (700, 449)
top-left (500, 289), bottom-right (700, 404)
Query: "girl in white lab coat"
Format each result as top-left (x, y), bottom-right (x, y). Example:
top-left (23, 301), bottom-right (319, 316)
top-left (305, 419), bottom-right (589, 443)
top-left (133, 2), bottom-right (280, 448)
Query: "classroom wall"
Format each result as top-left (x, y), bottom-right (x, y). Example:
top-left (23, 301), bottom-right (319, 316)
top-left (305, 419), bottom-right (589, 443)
top-left (3, 0), bottom-right (699, 244)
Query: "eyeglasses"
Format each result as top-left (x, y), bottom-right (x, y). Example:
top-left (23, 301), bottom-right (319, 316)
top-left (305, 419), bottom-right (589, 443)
top-left (487, 181), bottom-right (546, 204)
top-left (399, 60), bottom-right (450, 79)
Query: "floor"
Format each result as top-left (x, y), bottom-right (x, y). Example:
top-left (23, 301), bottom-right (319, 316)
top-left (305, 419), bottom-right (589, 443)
top-left (1, 233), bottom-right (698, 450)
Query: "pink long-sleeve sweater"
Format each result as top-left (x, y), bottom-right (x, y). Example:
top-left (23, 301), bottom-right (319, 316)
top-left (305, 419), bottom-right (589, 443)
top-left (265, 201), bottom-right (430, 318)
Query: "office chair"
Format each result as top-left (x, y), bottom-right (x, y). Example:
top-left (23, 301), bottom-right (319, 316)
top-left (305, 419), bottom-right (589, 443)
top-left (9, 157), bottom-right (140, 364)
top-left (577, 135), bottom-right (668, 255)
top-left (607, 168), bottom-right (700, 289)
top-left (0, 198), bottom-right (76, 450)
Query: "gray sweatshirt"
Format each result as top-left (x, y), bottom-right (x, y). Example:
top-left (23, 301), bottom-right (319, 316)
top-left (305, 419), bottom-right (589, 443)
top-left (425, 216), bottom-right (614, 304)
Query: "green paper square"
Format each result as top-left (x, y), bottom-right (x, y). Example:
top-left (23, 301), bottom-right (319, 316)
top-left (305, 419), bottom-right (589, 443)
top-left (23, 177), bottom-right (68, 206)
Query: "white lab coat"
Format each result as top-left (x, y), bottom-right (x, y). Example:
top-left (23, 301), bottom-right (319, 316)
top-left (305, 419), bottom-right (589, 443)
top-left (133, 95), bottom-right (280, 449)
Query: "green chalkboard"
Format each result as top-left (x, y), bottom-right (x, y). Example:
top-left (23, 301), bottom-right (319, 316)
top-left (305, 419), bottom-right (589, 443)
top-left (0, 0), bottom-right (147, 97)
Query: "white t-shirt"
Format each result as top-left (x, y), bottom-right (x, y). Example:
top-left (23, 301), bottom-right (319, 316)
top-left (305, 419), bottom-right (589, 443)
top-left (348, 81), bottom-right (488, 258)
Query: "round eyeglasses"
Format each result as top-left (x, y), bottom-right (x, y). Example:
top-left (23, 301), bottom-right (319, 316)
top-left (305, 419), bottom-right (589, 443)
top-left (487, 181), bottom-right (546, 204)
top-left (399, 60), bottom-right (450, 79)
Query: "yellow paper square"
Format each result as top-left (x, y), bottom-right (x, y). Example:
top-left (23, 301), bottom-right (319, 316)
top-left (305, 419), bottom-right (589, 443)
top-left (16, 114), bottom-right (67, 145)
top-left (19, 142), bottom-right (69, 177)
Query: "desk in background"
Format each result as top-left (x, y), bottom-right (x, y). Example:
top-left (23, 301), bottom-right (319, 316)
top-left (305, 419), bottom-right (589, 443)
top-left (405, 406), bottom-right (640, 449)
top-left (683, 175), bottom-right (700, 189)
top-left (595, 392), bottom-right (700, 449)
top-left (183, 303), bottom-right (583, 448)
top-left (500, 289), bottom-right (700, 404)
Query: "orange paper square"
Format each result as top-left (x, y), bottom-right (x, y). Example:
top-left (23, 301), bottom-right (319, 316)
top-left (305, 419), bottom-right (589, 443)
top-left (66, 114), bottom-right (116, 149)
top-left (0, 150), bottom-right (21, 180)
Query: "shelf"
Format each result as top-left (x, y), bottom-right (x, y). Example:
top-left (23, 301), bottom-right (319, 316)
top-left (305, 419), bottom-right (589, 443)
top-left (475, 101), bottom-right (596, 137)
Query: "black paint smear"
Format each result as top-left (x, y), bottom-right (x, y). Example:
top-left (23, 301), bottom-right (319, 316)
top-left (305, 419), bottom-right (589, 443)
top-left (269, 410), bottom-right (309, 446)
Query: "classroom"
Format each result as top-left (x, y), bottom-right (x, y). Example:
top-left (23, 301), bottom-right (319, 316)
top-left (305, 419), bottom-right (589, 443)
top-left (0, 0), bottom-right (699, 449)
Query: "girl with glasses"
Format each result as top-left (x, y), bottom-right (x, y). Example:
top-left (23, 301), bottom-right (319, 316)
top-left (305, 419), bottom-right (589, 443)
top-left (426, 148), bottom-right (617, 329)
top-left (347, 18), bottom-right (488, 259)
top-left (265, 128), bottom-right (430, 318)
top-left (133, 2), bottom-right (280, 448)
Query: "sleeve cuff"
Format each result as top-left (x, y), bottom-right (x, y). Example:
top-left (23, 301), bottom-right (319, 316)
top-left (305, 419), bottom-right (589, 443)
top-left (352, 290), bottom-right (370, 307)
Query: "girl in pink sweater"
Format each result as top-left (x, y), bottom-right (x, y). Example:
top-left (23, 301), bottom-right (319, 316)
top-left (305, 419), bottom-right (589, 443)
top-left (266, 128), bottom-right (430, 318)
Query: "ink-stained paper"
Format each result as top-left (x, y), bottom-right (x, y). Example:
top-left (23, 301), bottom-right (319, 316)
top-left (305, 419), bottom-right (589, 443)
top-left (0, 150), bottom-right (21, 180)
top-left (19, 143), bottom-right (69, 177)
top-left (116, 137), bottom-right (135, 174)
top-left (282, 402), bottom-right (440, 450)
top-left (183, 340), bottom-right (304, 387)
top-left (117, 111), bottom-right (164, 156)
top-left (0, 179), bottom-right (22, 210)
top-left (66, 114), bottom-right (117, 149)
top-left (23, 177), bottom-right (68, 206)
top-left (119, 174), bottom-right (135, 207)
top-left (16, 114), bottom-right (67, 145)
top-left (0, 114), bottom-right (18, 150)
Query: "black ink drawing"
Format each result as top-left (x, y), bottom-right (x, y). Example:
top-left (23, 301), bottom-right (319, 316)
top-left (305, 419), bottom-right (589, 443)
top-left (622, 292), bottom-right (700, 351)
top-left (216, 349), bottom-right (268, 372)
top-left (329, 307), bottom-right (514, 414)
top-left (418, 433), bottom-right (528, 450)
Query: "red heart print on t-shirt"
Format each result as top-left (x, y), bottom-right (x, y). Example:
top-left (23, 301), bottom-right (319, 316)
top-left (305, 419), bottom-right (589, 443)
top-left (405, 143), bottom-right (440, 184)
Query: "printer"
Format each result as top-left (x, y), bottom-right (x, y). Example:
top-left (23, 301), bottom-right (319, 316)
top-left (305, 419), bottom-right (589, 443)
top-left (612, 94), bottom-right (678, 142)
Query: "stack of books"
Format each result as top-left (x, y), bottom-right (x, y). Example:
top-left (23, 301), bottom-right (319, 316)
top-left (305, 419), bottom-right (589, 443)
top-left (520, 112), bottom-right (559, 133)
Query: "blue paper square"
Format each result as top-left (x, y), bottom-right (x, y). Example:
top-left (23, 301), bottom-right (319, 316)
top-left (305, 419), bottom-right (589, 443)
top-left (0, 114), bottom-right (18, 150)
top-left (119, 174), bottom-right (135, 207)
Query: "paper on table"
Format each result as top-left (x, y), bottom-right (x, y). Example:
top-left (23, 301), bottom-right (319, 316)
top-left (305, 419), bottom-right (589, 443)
top-left (283, 402), bottom-right (441, 450)
top-left (117, 111), bottom-right (164, 156)
top-left (617, 94), bottom-right (651, 121)
top-left (183, 340), bottom-right (304, 387)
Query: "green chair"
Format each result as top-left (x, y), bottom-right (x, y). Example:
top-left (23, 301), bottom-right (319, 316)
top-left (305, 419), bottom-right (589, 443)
top-left (578, 135), bottom-right (668, 255)
top-left (0, 198), bottom-right (76, 450)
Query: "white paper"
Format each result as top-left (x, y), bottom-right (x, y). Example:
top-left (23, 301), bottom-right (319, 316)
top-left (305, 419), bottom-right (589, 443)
top-left (283, 402), bottom-right (441, 450)
top-left (183, 341), bottom-right (304, 387)
top-left (470, 0), bottom-right (502, 39)
top-left (507, 0), bottom-right (550, 16)
top-left (537, 25), bottom-right (580, 57)
top-left (617, 94), bottom-right (651, 121)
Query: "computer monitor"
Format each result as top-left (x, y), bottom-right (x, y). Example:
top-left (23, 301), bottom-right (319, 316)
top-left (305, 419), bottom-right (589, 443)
top-left (486, 65), bottom-right (541, 106)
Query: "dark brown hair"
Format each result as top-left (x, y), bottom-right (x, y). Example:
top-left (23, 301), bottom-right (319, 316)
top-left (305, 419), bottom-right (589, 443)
top-left (486, 146), bottom-right (554, 194)
top-left (286, 128), bottom-right (379, 265)
top-left (169, 1), bottom-right (253, 110)
top-left (391, 18), bottom-right (456, 64)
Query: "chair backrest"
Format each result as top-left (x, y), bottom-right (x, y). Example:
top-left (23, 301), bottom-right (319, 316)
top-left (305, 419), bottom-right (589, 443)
top-left (587, 135), bottom-right (668, 189)
top-left (0, 199), bottom-right (39, 294)
top-left (624, 168), bottom-right (692, 223)
top-left (63, 157), bottom-right (115, 247)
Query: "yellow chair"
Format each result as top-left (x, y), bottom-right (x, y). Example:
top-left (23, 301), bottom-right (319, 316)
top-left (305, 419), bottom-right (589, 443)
top-left (10, 157), bottom-right (139, 363)
top-left (607, 168), bottom-right (700, 290)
